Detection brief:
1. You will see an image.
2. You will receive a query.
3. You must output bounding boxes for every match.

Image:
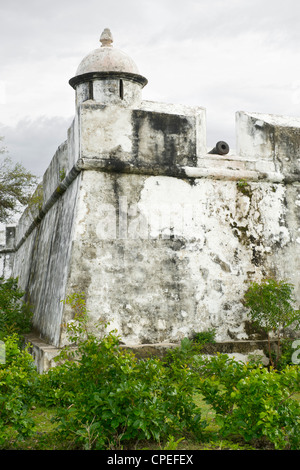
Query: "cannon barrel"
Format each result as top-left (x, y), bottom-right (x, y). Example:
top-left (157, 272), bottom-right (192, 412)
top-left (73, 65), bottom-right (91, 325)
top-left (208, 141), bottom-right (229, 155)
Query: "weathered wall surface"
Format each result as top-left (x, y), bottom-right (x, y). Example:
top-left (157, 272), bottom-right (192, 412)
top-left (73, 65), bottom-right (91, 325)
top-left (0, 250), bottom-right (13, 279)
top-left (13, 176), bottom-right (81, 347)
top-left (1, 136), bottom-right (82, 347)
top-left (236, 111), bottom-right (300, 181)
top-left (0, 103), bottom-right (299, 350)
top-left (60, 169), bottom-right (299, 345)
top-left (79, 100), bottom-right (206, 168)
top-left (0, 228), bottom-right (17, 278)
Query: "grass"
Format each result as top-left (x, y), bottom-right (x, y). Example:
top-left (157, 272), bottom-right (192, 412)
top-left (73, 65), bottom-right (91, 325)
top-left (2, 406), bottom-right (67, 450)
top-left (1, 394), bottom-right (258, 451)
top-left (3, 389), bottom-right (299, 450)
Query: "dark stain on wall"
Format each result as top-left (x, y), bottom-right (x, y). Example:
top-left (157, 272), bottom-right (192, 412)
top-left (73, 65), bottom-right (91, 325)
top-left (131, 110), bottom-right (197, 168)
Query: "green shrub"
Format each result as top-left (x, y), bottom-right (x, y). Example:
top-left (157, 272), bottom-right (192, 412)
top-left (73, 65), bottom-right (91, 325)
top-left (197, 354), bottom-right (300, 449)
top-left (276, 338), bottom-right (299, 370)
top-left (41, 293), bottom-right (206, 449)
top-left (192, 328), bottom-right (216, 345)
top-left (163, 337), bottom-right (204, 366)
top-left (0, 334), bottom-right (38, 445)
top-left (243, 278), bottom-right (300, 368)
top-left (0, 277), bottom-right (33, 339)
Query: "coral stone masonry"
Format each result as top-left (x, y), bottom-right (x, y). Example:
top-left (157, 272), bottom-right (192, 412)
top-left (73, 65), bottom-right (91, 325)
top-left (1, 29), bottom-right (300, 371)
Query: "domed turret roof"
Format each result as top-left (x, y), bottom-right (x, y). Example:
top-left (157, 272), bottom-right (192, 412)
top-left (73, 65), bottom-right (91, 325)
top-left (75, 28), bottom-right (140, 76)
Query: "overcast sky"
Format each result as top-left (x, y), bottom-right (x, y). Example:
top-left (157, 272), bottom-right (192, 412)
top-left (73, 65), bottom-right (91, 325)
top-left (1, 0), bottom-right (300, 178)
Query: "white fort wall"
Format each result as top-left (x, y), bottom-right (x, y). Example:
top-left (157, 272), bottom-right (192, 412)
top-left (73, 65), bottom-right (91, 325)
top-left (65, 170), bottom-right (298, 346)
top-left (1, 102), bottom-right (300, 353)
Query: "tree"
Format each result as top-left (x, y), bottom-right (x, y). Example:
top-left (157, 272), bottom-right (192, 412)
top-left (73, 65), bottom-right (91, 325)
top-left (0, 277), bottom-right (33, 340)
top-left (244, 278), bottom-right (300, 368)
top-left (0, 137), bottom-right (37, 223)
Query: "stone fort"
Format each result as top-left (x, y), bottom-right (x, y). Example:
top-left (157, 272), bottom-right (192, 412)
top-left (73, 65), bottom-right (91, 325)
top-left (1, 28), bottom-right (300, 371)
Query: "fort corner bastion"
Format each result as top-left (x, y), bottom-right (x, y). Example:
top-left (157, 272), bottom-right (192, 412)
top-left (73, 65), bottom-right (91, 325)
top-left (1, 29), bottom-right (300, 371)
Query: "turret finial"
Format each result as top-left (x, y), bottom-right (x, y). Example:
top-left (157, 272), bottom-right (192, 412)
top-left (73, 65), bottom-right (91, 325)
top-left (100, 28), bottom-right (113, 47)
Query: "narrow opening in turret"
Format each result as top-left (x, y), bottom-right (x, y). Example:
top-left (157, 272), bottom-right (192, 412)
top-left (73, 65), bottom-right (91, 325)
top-left (89, 81), bottom-right (94, 100)
top-left (119, 79), bottom-right (124, 100)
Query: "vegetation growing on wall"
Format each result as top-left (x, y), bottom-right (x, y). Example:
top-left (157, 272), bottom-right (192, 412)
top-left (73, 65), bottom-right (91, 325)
top-left (27, 183), bottom-right (44, 219)
top-left (236, 179), bottom-right (252, 197)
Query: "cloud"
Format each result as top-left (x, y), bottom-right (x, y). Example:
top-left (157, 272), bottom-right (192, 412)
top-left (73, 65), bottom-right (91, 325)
top-left (0, 116), bottom-right (73, 176)
top-left (0, 0), bottom-right (300, 171)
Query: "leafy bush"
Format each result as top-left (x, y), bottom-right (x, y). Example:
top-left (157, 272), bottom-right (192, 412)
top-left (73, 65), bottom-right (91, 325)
top-left (276, 338), bottom-right (299, 370)
top-left (40, 293), bottom-right (206, 449)
top-left (196, 354), bottom-right (300, 449)
top-left (163, 337), bottom-right (204, 366)
top-left (244, 278), bottom-right (300, 368)
top-left (0, 334), bottom-right (38, 445)
top-left (0, 277), bottom-right (33, 339)
top-left (192, 328), bottom-right (216, 345)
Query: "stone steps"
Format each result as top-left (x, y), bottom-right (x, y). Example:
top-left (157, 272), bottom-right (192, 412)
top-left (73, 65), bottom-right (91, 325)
top-left (24, 333), bottom-right (276, 372)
